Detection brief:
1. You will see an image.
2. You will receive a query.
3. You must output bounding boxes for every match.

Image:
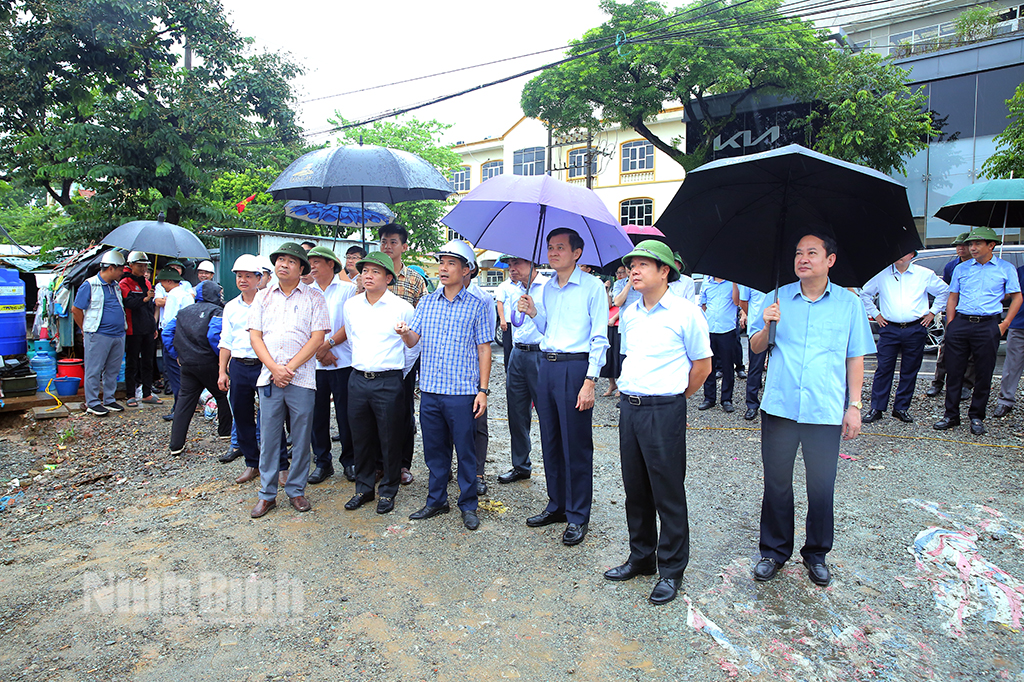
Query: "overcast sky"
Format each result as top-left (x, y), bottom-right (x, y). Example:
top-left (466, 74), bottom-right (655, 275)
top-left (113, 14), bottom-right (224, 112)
top-left (220, 0), bottom-right (610, 145)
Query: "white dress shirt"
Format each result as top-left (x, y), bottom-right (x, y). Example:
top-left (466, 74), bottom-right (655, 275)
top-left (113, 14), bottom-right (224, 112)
top-left (669, 275), bottom-right (697, 304)
top-left (160, 285), bottom-right (194, 330)
top-left (220, 295), bottom-right (257, 358)
top-left (618, 291), bottom-right (712, 396)
top-left (344, 289), bottom-right (415, 372)
top-left (505, 277), bottom-right (546, 346)
top-left (859, 262), bottom-right (949, 323)
top-left (312, 276), bottom-right (357, 370)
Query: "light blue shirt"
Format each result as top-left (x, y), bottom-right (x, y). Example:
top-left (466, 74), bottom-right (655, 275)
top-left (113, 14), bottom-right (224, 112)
top-left (737, 285), bottom-right (769, 332)
top-left (618, 292), bottom-right (712, 396)
top-left (533, 266), bottom-right (609, 377)
top-left (751, 281), bottom-right (875, 425)
top-left (950, 257), bottom-right (1021, 316)
top-left (504, 277), bottom-right (545, 346)
top-left (612, 278), bottom-right (642, 309)
top-left (699, 277), bottom-right (738, 334)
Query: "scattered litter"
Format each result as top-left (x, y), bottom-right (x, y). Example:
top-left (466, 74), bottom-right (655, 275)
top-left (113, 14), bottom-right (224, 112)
top-left (839, 453), bottom-right (860, 460)
top-left (867, 465), bottom-right (885, 470)
top-left (478, 499), bottom-right (508, 514)
top-left (0, 491), bottom-right (25, 512)
top-left (382, 525), bottom-right (414, 538)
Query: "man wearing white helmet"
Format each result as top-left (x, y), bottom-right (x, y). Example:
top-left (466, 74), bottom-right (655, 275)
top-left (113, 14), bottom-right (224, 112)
top-left (396, 240), bottom-right (492, 530)
top-left (197, 261), bottom-right (215, 281)
top-left (119, 251), bottom-right (162, 407)
top-left (72, 250), bottom-right (128, 416)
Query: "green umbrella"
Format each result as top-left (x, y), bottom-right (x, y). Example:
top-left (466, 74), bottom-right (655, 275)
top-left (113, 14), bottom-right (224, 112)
top-left (934, 179), bottom-right (1024, 247)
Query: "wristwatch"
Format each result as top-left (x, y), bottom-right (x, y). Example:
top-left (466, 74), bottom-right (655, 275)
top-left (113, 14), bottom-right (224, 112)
top-left (478, 387), bottom-right (490, 396)
top-left (850, 400), bottom-right (863, 410)
top-left (586, 375), bottom-right (598, 383)
top-left (328, 337), bottom-right (336, 347)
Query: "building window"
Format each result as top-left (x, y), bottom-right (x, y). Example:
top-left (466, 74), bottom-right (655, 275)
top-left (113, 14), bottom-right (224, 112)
top-left (620, 198), bottom-right (653, 226)
top-left (445, 227), bottom-right (465, 242)
top-left (567, 147), bottom-right (597, 179)
top-left (513, 147), bottom-right (545, 176)
top-left (452, 166), bottom-right (471, 192)
top-left (484, 269), bottom-right (505, 287)
top-left (481, 160), bottom-right (503, 181)
top-left (621, 140), bottom-right (654, 172)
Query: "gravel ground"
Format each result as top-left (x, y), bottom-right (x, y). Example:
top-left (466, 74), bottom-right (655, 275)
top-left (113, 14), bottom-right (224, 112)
top-left (2, 351), bottom-right (1024, 681)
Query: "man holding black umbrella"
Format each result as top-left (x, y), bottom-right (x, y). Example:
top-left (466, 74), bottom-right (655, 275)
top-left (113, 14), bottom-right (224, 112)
top-left (749, 233), bottom-right (874, 588)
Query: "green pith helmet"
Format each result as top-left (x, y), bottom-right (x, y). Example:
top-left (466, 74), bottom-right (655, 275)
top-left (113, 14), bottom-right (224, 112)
top-left (952, 232), bottom-right (970, 245)
top-left (155, 268), bottom-right (181, 282)
top-left (965, 226), bottom-right (1001, 244)
top-left (622, 240), bottom-right (681, 281)
top-left (306, 245), bottom-right (342, 273)
top-left (269, 241), bottom-right (311, 275)
top-left (356, 251), bottom-right (397, 278)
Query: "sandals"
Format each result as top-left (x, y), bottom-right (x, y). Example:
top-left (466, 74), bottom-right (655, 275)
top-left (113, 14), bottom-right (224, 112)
top-left (126, 398), bottom-right (139, 407)
top-left (141, 395), bottom-right (163, 405)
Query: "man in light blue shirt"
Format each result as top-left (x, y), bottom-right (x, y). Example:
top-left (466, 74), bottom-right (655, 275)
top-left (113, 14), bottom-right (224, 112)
top-left (935, 226), bottom-right (1022, 435)
top-left (748, 233), bottom-right (875, 588)
top-left (699, 276), bottom-right (739, 413)
top-left (736, 283), bottom-right (769, 420)
top-left (518, 227), bottom-right (609, 546)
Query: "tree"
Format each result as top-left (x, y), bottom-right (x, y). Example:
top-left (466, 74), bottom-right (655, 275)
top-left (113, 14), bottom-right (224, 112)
top-left (981, 82), bottom-right (1024, 180)
top-left (329, 116), bottom-right (462, 254)
top-left (0, 0), bottom-right (304, 246)
top-left (0, 180), bottom-right (71, 250)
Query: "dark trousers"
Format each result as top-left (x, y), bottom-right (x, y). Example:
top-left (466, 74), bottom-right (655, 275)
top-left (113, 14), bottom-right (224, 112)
top-left (733, 327), bottom-right (745, 372)
top-left (124, 333), bottom-right (156, 398)
top-left (505, 347), bottom-right (540, 474)
top-left (502, 326), bottom-right (513, 370)
top-left (348, 372), bottom-right (405, 498)
top-left (746, 345), bottom-right (767, 410)
top-left (312, 366), bottom-right (354, 471)
top-left (475, 407), bottom-right (488, 477)
top-left (421, 392), bottom-right (478, 511)
top-left (162, 339), bottom-right (181, 398)
top-left (536, 358), bottom-right (593, 525)
top-left (933, 340), bottom-right (975, 389)
top-left (944, 315), bottom-right (1001, 420)
top-left (169, 361), bottom-right (231, 451)
top-left (704, 331), bottom-right (736, 403)
top-left (401, 359), bottom-right (419, 470)
top-left (760, 413), bottom-right (841, 565)
top-left (229, 359), bottom-right (262, 468)
top-left (871, 323), bottom-right (927, 412)
top-left (619, 394), bottom-right (690, 579)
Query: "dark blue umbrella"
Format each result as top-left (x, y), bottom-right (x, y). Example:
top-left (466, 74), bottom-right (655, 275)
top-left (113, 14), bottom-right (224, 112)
top-left (101, 213), bottom-right (209, 259)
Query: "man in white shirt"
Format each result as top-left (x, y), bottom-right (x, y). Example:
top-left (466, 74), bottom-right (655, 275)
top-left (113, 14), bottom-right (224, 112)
top-left (339, 252), bottom-right (415, 515)
top-left (859, 251), bottom-right (949, 424)
top-left (494, 265), bottom-right (520, 370)
top-left (605, 240), bottom-right (712, 606)
top-left (156, 268), bottom-right (194, 420)
top-left (668, 251), bottom-right (697, 303)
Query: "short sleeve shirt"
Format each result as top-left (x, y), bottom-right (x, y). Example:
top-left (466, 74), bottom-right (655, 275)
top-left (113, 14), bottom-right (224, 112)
top-left (248, 281), bottom-right (331, 390)
top-left (410, 287), bottom-right (492, 395)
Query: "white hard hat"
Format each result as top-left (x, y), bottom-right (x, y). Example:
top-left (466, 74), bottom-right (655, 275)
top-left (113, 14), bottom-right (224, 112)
top-left (231, 254), bottom-right (262, 274)
top-left (258, 255), bottom-right (274, 273)
top-left (127, 251), bottom-right (150, 264)
top-left (197, 260), bottom-right (215, 273)
top-left (436, 240), bottom-right (476, 269)
top-left (100, 250), bottom-right (125, 267)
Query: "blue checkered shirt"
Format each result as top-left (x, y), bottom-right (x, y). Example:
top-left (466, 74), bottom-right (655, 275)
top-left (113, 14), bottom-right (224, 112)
top-left (410, 287), bottom-right (493, 395)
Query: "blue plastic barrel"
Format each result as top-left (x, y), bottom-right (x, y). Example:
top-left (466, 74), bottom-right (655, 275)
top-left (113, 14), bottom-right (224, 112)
top-left (0, 269), bottom-right (26, 355)
top-left (31, 347), bottom-right (56, 392)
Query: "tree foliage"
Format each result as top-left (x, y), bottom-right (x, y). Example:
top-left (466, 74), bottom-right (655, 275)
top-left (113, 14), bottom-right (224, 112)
top-left (981, 82), bottom-right (1024, 180)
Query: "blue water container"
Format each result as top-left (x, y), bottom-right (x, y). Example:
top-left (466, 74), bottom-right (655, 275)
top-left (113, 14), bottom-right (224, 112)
top-left (31, 345), bottom-right (56, 392)
top-left (0, 269), bottom-right (26, 356)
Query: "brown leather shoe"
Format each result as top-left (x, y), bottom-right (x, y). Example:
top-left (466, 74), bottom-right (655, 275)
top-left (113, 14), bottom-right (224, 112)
top-left (250, 499), bottom-right (276, 518)
top-left (279, 470), bottom-right (288, 487)
top-left (235, 467), bottom-right (259, 484)
top-left (289, 495), bottom-right (311, 512)
top-left (401, 468), bottom-right (414, 485)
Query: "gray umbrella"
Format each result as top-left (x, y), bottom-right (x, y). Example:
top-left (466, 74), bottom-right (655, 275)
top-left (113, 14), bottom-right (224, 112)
top-left (101, 214), bottom-right (210, 260)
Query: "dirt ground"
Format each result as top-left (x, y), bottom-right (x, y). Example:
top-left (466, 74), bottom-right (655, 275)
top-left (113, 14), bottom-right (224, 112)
top-left (2, 356), bottom-right (1024, 681)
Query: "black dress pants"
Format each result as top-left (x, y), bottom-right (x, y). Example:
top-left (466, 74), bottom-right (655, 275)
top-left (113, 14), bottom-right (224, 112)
top-left (944, 315), bottom-right (1000, 420)
top-left (704, 331), bottom-right (736, 403)
top-left (349, 371), bottom-right (405, 499)
top-left (169, 361), bottom-right (231, 451)
top-left (124, 333), bottom-right (156, 398)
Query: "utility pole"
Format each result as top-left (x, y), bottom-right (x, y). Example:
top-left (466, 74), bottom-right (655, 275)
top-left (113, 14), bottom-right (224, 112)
top-left (585, 128), bottom-right (593, 190)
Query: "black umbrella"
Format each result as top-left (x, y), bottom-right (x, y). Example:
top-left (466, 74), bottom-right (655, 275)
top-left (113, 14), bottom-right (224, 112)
top-left (656, 144), bottom-right (922, 294)
top-left (101, 213), bottom-right (210, 260)
top-left (267, 144), bottom-right (454, 248)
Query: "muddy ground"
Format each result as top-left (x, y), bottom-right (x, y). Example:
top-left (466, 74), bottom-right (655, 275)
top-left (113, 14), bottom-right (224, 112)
top-left (2, 352), bottom-right (1024, 681)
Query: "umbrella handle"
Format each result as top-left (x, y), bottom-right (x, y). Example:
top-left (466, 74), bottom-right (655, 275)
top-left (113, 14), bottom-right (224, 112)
top-left (511, 309), bottom-right (525, 327)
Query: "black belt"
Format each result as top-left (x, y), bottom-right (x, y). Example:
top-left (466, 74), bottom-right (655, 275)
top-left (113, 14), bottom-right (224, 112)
top-left (232, 357), bottom-right (260, 366)
top-left (543, 352), bottom-right (588, 362)
top-left (355, 369), bottom-right (401, 379)
top-left (961, 314), bottom-right (1000, 323)
top-left (621, 393), bottom-right (684, 406)
top-left (515, 343), bottom-right (540, 351)
top-left (890, 318), bottom-right (923, 328)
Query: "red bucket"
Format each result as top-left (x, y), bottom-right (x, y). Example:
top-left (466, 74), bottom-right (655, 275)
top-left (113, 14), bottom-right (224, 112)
top-left (57, 359), bottom-right (85, 381)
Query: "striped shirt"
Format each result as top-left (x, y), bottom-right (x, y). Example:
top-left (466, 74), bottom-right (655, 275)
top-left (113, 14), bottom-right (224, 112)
top-left (248, 281), bottom-right (331, 390)
top-left (388, 265), bottom-right (427, 307)
top-left (410, 286), bottom-right (493, 395)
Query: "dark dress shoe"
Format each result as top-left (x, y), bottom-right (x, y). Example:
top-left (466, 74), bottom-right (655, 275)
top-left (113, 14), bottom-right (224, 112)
top-left (250, 499), bottom-right (276, 518)
top-left (526, 510), bottom-right (567, 527)
top-left (289, 495), bottom-right (311, 512)
top-left (925, 384), bottom-right (942, 397)
top-left (891, 409), bottom-right (914, 423)
top-left (697, 399), bottom-right (715, 411)
top-left (736, 369), bottom-right (747, 380)
top-left (162, 412), bottom-right (175, 421)
top-left (960, 387), bottom-right (971, 401)
top-left (308, 466), bottom-right (334, 484)
top-left (410, 504), bottom-right (450, 520)
top-left (462, 510), bottom-right (480, 530)
top-left (562, 522), bottom-right (588, 546)
top-left (604, 560), bottom-right (657, 581)
top-left (331, 433), bottom-right (341, 442)
top-left (344, 492), bottom-right (375, 510)
top-left (753, 557), bottom-right (782, 582)
top-left (722, 401), bottom-right (735, 413)
top-left (649, 577), bottom-right (680, 605)
top-left (803, 559), bottom-right (831, 586)
top-left (376, 496), bottom-right (394, 514)
top-left (476, 477), bottom-right (487, 496)
top-left (235, 467), bottom-right (259, 484)
top-left (344, 465), bottom-right (357, 482)
top-left (861, 408), bottom-right (884, 423)
top-left (498, 469), bottom-right (531, 484)
top-left (401, 468), bottom-right (414, 485)
top-left (219, 448), bottom-right (242, 463)
top-left (970, 418), bottom-right (986, 435)
top-left (993, 404), bottom-right (1012, 418)
top-left (743, 407), bottom-right (758, 421)
top-left (933, 415), bottom-right (961, 430)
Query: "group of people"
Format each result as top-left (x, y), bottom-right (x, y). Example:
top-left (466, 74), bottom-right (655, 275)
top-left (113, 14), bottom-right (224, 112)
top-left (69, 220), bottom-right (1024, 608)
